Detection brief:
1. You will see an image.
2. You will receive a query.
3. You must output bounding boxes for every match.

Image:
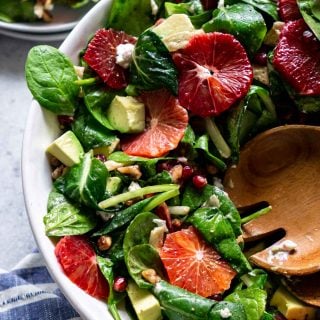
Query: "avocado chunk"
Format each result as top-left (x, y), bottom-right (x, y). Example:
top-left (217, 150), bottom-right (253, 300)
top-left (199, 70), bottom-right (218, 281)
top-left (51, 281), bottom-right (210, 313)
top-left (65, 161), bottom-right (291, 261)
top-left (270, 286), bottom-right (317, 320)
top-left (93, 138), bottom-right (120, 157)
top-left (106, 176), bottom-right (122, 195)
top-left (106, 96), bottom-right (145, 133)
top-left (126, 280), bottom-right (162, 320)
top-left (46, 130), bottom-right (84, 167)
top-left (152, 14), bottom-right (203, 52)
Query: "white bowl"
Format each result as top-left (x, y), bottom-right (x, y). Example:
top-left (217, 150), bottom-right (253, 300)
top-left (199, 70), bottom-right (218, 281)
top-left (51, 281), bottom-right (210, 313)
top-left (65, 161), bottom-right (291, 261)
top-left (22, 1), bottom-right (129, 319)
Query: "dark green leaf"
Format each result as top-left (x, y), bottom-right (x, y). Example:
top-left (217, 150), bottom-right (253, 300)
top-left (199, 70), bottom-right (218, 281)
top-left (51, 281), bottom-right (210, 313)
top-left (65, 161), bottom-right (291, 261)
top-left (226, 287), bottom-right (268, 320)
top-left (153, 280), bottom-right (216, 319)
top-left (224, 0), bottom-right (278, 20)
top-left (203, 4), bottom-right (267, 56)
top-left (93, 198), bottom-right (153, 236)
top-left (131, 30), bottom-right (178, 94)
top-left (0, 0), bottom-right (37, 22)
top-left (194, 134), bottom-right (227, 171)
top-left (241, 269), bottom-right (268, 289)
top-left (54, 151), bottom-right (108, 208)
top-left (72, 107), bottom-right (118, 151)
top-left (209, 301), bottom-right (247, 320)
top-left (106, 0), bottom-right (155, 36)
top-left (83, 86), bottom-right (123, 130)
top-left (44, 190), bottom-right (96, 236)
top-left (297, 0), bottom-right (320, 40)
top-left (188, 207), bottom-right (251, 274)
top-left (126, 244), bottom-right (164, 289)
top-left (25, 45), bottom-right (79, 115)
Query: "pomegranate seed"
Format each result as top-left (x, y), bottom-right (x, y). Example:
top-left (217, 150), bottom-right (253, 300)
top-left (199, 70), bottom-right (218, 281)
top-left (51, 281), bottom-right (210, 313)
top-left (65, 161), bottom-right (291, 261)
top-left (192, 175), bottom-right (207, 189)
top-left (113, 276), bottom-right (127, 292)
top-left (94, 154), bottom-right (107, 162)
top-left (253, 51), bottom-right (268, 66)
top-left (57, 115), bottom-right (74, 126)
top-left (181, 165), bottom-right (194, 180)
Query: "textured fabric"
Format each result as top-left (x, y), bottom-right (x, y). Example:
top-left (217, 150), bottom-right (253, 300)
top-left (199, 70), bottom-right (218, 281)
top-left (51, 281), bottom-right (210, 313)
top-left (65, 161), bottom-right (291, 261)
top-left (0, 250), bottom-right (80, 320)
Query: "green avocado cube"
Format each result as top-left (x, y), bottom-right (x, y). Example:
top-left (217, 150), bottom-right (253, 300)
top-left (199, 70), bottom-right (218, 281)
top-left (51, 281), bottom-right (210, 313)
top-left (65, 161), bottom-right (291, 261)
top-left (46, 130), bottom-right (84, 167)
top-left (106, 96), bottom-right (145, 133)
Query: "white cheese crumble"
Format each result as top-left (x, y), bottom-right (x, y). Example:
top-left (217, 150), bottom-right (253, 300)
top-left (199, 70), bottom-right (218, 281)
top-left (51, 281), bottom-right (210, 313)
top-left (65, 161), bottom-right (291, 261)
top-left (202, 195), bottom-right (220, 208)
top-left (150, 0), bottom-right (159, 16)
top-left (220, 307), bottom-right (232, 318)
top-left (271, 240), bottom-right (297, 253)
top-left (115, 43), bottom-right (135, 69)
top-left (213, 177), bottom-right (224, 189)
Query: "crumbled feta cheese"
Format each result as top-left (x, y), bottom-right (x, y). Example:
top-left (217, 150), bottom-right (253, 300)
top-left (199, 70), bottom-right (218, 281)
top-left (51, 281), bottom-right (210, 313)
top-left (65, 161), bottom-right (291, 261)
top-left (115, 43), bottom-right (135, 69)
top-left (220, 307), bottom-right (232, 318)
top-left (202, 195), bottom-right (220, 208)
top-left (150, 0), bottom-right (159, 16)
top-left (217, 0), bottom-right (225, 9)
top-left (213, 177), bottom-right (224, 189)
top-left (128, 181), bottom-right (141, 192)
top-left (74, 66), bottom-right (85, 79)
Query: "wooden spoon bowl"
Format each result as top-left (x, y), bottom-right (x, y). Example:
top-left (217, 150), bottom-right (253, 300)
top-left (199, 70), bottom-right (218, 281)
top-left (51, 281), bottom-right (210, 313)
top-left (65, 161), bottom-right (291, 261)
top-left (224, 125), bottom-right (320, 276)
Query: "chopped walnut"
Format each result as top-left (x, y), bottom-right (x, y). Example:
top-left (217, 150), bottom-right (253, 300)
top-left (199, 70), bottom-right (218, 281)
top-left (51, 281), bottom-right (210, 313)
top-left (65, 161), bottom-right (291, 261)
top-left (170, 164), bottom-right (183, 183)
top-left (117, 165), bottom-right (142, 180)
top-left (253, 65), bottom-right (269, 86)
top-left (264, 21), bottom-right (285, 46)
top-left (141, 269), bottom-right (161, 284)
top-left (51, 164), bottom-right (66, 180)
top-left (97, 236), bottom-right (112, 251)
top-left (34, 0), bottom-right (53, 22)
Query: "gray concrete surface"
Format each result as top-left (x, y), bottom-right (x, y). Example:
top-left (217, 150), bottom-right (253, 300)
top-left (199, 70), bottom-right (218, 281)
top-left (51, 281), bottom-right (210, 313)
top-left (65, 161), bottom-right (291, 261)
top-left (0, 34), bottom-right (61, 270)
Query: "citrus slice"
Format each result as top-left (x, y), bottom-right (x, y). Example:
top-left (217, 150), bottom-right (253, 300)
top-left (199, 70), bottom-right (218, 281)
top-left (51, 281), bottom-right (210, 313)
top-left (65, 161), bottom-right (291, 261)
top-left (172, 32), bottom-right (253, 118)
top-left (121, 89), bottom-right (188, 158)
top-left (273, 19), bottom-right (320, 95)
top-left (83, 28), bottom-right (136, 89)
top-left (159, 226), bottom-right (236, 297)
top-left (277, 0), bottom-right (301, 22)
top-left (55, 236), bottom-right (109, 299)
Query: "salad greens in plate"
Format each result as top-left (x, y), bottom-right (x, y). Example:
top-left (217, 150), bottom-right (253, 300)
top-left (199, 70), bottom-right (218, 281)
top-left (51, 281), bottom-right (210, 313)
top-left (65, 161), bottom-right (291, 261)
top-left (25, 0), bottom-right (320, 319)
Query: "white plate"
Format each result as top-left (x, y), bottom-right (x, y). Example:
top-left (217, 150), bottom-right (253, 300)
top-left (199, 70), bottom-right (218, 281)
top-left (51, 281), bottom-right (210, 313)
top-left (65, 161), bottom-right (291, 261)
top-left (0, 28), bottom-right (70, 42)
top-left (0, 3), bottom-right (95, 34)
top-left (22, 1), bottom-right (130, 319)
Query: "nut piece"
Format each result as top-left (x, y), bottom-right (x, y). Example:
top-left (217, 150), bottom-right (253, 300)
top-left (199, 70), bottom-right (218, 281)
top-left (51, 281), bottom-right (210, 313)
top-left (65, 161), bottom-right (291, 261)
top-left (264, 21), bottom-right (285, 46)
top-left (51, 164), bottom-right (66, 180)
top-left (117, 165), bottom-right (142, 180)
top-left (141, 269), bottom-right (161, 284)
top-left (170, 164), bottom-right (183, 183)
top-left (97, 236), bottom-right (112, 251)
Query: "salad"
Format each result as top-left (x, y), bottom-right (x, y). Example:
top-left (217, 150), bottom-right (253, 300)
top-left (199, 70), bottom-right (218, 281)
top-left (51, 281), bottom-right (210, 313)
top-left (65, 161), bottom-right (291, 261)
top-left (25, 0), bottom-right (320, 319)
top-left (0, 0), bottom-right (98, 23)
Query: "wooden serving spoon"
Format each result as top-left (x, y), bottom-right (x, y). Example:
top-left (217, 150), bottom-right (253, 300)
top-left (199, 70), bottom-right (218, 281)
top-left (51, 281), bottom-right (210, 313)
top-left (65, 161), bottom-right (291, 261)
top-left (224, 125), bottom-right (320, 276)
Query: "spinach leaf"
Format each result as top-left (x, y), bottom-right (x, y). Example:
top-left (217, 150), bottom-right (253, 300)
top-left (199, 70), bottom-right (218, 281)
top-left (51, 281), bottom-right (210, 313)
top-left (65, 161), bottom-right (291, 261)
top-left (182, 183), bottom-right (242, 236)
top-left (153, 280), bottom-right (216, 320)
top-left (25, 45), bottom-right (79, 115)
top-left (131, 30), bottom-right (178, 94)
top-left (146, 170), bottom-right (172, 185)
top-left (241, 269), bottom-right (268, 289)
top-left (195, 134), bottom-right (227, 171)
top-left (225, 85), bottom-right (278, 160)
top-left (126, 244), bottom-right (164, 289)
top-left (72, 107), bottom-right (118, 151)
top-left (224, 0), bottom-right (278, 21)
top-left (0, 0), bottom-right (37, 22)
top-left (97, 256), bottom-right (125, 320)
top-left (93, 198), bottom-right (153, 236)
top-left (188, 207), bottom-right (251, 274)
top-left (44, 190), bottom-right (97, 236)
top-left (106, 0), bottom-right (156, 36)
top-left (209, 301), bottom-right (247, 320)
top-left (226, 287), bottom-right (268, 320)
top-left (54, 151), bottom-right (108, 208)
top-left (203, 3), bottom-right (267, 56)
top-left (123, 212), bottom-right (158, 259)
top-left (107, 231), bottom-right (125, 263)
top-left (83, 85), bottom-right (123, 130)
top-left (297, 0), bottom-right (320, 40)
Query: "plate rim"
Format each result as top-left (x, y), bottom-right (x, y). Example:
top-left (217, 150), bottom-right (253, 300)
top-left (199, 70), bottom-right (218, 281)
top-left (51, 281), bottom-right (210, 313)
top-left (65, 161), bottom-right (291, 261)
top-left (21, 1), bottom-right (129, 319)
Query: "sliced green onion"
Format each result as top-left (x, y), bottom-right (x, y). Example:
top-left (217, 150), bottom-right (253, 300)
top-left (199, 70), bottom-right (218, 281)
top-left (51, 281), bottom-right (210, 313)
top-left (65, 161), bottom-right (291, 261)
top-left (98, 184), bottom-right (179, 209)
top-left (74, 77), bottom-right (97, 86)
top-left (241, 206), bottom-right (272, 224)
top-left (143, 188), bottom-right (180, 212)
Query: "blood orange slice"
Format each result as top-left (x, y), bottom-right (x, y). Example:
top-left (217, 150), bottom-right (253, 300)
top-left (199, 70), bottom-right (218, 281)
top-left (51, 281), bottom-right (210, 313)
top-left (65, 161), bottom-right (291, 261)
top-left (159, 226), bottom-right (236, 297)
top-left (121, 89), bottom-right (188, 158)
top-left (277, 0), bottom-right (301, 22)
top-left (83, 29), bottom-right (136, 89)
top-left (55, 236), bottom-right (109, 299)
top-left (172, 32), bottom-right (253, 118)
top-left (273, 19), bottom-right (320, 95)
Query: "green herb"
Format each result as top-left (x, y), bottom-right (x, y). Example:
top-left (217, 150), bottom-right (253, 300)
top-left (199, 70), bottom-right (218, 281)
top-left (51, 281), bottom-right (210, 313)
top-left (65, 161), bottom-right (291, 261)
top-left (0, 0), bottom-right (37, 22)
top-left (25, 45), bottom-right (80, 115)
top-left (297, 0), bottom-right (320, 40)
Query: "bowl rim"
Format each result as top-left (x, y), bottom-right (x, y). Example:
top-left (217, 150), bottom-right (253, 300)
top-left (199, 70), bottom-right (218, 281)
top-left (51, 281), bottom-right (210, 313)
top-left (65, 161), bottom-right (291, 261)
top-left (21, 1), bottom-right (128, 319)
